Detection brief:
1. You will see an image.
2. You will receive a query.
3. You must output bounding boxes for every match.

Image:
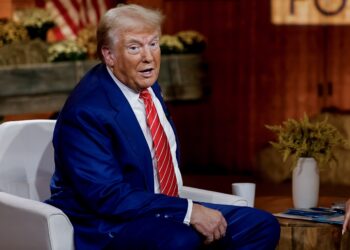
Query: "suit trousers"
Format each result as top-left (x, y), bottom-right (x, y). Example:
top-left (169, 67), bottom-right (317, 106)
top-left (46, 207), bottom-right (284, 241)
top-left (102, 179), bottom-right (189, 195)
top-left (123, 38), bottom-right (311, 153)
top-left (104, 203), bottom-right (280, 250)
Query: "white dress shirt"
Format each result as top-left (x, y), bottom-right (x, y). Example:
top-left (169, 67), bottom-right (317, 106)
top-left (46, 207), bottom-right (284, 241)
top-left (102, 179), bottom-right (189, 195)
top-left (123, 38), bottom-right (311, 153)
top-left (106, 66), bottom-right (192, 225)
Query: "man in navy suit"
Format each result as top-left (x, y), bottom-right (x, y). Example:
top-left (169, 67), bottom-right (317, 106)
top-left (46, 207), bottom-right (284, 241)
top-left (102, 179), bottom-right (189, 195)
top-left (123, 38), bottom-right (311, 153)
top-left (46, 4), bottom-right (280, 250)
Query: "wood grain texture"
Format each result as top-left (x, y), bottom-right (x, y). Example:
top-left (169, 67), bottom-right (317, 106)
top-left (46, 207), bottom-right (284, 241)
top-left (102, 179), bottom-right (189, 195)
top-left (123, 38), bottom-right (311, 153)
top-left (277, 218), bottom-right (348, 250)
top-left (0, 0), bottom-right (12, 19)
top-left (125, 0), bottom-right (350, 174)
top-left (0, 61), bottom-right (97, 115)
top-left (137, 0), bottom-right (327, 174)
top-left (256, 196), bottom-right (349, 250)
top-left (6, 0), bottom-right (350, 175)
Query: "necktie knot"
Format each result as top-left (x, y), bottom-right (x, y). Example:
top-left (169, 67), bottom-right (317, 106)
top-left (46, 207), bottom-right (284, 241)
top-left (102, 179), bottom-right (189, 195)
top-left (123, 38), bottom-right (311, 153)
top-left (139, 89), bottom-right (152, 102)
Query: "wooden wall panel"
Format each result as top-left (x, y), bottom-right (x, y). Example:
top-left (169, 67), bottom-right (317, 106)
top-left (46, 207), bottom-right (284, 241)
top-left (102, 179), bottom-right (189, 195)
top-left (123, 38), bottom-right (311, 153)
top-left (0, 0), bottom-right (36, 19)
top-left (157, 0), bottom-right (326, 174)
top-left (161, 0), bottom-right (260, 173)
top-left (1, 0), bottom-right (344, 174)
top-left (3, 0), bottom-right (348, 175)
top-left (12, 0), bottom-right (36, 9)
top-left (0, 0), bottom-right (328, 175)
top-left (0, 0), bottom-right (12, 19)
top-left (326, 27), bottom-right (350, 109)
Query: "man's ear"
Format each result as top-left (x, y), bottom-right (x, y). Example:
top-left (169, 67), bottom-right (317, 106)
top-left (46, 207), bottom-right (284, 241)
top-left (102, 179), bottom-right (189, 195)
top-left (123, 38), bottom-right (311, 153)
top-left (101, 46), bottom-right (115, 67)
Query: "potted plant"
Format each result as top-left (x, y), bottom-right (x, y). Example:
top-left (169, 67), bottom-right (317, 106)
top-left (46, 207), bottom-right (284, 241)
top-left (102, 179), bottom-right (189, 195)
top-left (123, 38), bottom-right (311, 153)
top-left (160, 30), bottom-right (206, 55)
top-left (14, 8), bottom-right (55, 41)
top-left (48, 40), bottom-right (87, 62)
top-left (158, 30), bottom-right (207, 101)
top-left (76, 26), bottom-right (98, 59)
top-left (0, 20), bottom-right (29, 48)
top-left (266, 114), bottom-right (347, 208)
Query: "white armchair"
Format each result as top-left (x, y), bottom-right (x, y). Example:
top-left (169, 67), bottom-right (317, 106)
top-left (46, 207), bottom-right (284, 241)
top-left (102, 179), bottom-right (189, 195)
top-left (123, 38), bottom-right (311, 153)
top-left (0, 120), bottom-right (74, 250)
top-left (0, 120), bottom-right (247, 249)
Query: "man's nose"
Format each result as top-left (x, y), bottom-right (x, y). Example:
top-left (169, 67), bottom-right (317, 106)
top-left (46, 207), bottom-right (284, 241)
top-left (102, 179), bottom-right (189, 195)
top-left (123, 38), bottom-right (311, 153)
top-left (142, 47), bottom-right (153, 62)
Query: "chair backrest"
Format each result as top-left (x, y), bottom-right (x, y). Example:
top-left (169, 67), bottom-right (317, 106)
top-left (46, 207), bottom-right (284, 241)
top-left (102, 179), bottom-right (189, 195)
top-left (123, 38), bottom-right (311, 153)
top-left (0, 120), bottom-right (56, 201)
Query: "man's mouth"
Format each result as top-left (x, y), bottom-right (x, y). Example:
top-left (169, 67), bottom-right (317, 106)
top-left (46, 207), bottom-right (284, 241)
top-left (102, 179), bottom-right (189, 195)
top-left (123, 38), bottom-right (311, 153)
top-left (139, 68), bottom-right (154, 77)
top-left (140, 68), bottom-right (153, 73)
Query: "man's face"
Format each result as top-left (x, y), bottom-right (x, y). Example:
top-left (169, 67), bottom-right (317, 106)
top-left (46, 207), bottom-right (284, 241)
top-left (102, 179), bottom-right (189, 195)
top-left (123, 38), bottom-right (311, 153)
top-left (104, 28), bottom-right (161, 92)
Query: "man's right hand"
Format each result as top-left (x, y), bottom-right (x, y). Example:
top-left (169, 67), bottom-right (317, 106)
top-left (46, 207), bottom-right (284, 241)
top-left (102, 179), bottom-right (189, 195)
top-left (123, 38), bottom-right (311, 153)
top-left (190, 203), bottom-right (227, 244)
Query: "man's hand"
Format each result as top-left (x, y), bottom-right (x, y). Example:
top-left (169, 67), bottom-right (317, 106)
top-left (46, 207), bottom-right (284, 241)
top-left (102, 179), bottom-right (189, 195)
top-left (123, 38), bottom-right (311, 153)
top-left (342, 199), bottom-right (350, 234)
top-left (190, 203), bottom-right (227, 244)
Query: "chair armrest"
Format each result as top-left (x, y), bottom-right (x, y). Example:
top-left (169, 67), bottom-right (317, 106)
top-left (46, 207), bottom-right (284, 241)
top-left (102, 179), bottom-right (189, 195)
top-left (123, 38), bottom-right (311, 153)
top-left (179, 186), bottom-right (248, 206)
top-left (0, 192), bottom-right (74, 250)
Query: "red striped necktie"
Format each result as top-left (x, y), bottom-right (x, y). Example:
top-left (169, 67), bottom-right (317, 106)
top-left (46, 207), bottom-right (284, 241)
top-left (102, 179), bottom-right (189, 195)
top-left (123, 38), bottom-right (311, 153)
top-left (139, 89), bottom-right (178, 197)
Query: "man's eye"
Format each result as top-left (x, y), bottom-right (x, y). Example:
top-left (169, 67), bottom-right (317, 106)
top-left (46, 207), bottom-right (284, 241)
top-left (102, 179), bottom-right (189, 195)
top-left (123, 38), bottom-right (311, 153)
top-left (150, 41), bottom-right (159, 50)
top-left (127, 45), bottom-right (140, 54)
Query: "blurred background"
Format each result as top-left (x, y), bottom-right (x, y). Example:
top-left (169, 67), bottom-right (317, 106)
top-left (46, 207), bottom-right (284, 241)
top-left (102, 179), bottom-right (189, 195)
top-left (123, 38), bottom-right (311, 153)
top-left (2, 0), bottom-right (350, 195)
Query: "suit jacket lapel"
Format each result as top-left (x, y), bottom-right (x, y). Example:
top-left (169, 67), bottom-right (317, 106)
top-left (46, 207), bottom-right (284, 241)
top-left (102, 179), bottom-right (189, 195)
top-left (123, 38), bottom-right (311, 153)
top-left (97, 65), bottom-right (155, 192)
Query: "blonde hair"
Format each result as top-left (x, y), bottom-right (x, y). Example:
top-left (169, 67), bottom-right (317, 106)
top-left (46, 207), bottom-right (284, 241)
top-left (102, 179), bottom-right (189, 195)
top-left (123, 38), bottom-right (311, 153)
top-left (97, 4), bottom-right (164, 62)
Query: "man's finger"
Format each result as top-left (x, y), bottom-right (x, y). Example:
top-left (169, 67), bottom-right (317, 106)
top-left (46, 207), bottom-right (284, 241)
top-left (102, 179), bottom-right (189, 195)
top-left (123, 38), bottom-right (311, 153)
top-left (214, 229), bottom-right (221, 240)
top-left (219, 223), bottom-right (226, 237)
top-left (222, 216), bottom-right (227, 228)
top-left (204, 235), bottom-right (214, 244)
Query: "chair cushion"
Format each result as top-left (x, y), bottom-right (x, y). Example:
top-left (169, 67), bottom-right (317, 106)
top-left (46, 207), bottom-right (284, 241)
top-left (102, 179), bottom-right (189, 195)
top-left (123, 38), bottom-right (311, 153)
top-left (0, 192), bottom-right (74, 250)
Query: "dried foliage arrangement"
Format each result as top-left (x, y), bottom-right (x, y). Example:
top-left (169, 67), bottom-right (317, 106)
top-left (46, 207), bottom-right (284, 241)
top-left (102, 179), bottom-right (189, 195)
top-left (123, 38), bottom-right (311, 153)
top-left (160, 35), bottom-right (184, 54)
top-left (266, 114), bottom-right (348, 170)
top-left (14, 8), bottom-right (54, 29)
top-left (76, 26), bottom-right (97, 59)
top-left (160, 30), bottom-right (206, 55)
top-left (14, 8), bottom-right (55, 40)
top-left (0, 20), bottom-right (29, 48)
top-left (0, 40), bottom-right (48, 66)
top-left (48, 40), bottom-right (87, 62)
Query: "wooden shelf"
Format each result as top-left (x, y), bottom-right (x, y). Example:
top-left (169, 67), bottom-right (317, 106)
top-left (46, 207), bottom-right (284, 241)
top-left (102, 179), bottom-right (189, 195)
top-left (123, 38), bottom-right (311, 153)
top-left (0, 60), bottom-right (97, 116)
top-left (0, 55), bottom-right (207, 116)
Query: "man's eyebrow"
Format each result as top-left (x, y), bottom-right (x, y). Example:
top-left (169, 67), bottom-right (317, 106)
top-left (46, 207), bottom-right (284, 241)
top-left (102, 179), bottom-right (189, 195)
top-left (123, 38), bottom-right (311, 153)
top-left (125, 38), bottom-right (142, 44)
top-left (125, 35), bottom-right (159, 44)
top-left (151, 35), bottom-right (159, 40)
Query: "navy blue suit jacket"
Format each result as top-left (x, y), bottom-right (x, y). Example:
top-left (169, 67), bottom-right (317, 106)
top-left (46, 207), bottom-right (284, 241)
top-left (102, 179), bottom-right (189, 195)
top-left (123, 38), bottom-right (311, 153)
top-left (46, 63), bottom-right (188, 250)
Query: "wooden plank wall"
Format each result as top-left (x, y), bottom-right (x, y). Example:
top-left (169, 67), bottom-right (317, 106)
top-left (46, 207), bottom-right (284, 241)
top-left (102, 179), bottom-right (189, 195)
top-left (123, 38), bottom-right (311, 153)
top-left (157, 0), bottom-right (262, 174)
top-left (132, 0), bottom-right (330, 175)
top-left (4, 0), bottom-right (348, 175)
top-left (0, 0), bottom-right (13, 18)
top-left (0, 0), bottom-right (36, 19)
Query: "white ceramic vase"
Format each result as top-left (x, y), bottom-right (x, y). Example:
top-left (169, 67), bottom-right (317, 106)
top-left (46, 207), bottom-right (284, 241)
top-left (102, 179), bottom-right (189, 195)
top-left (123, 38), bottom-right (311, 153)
top-left (292, 157), bottom-right (319, 208)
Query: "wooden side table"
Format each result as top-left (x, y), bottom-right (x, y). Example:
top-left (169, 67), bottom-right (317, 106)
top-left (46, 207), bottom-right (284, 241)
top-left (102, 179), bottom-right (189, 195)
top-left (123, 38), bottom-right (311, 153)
top-left (277, 217), bottom-right (350, 250)
top-left (256, 196), bottom-right (350, 250)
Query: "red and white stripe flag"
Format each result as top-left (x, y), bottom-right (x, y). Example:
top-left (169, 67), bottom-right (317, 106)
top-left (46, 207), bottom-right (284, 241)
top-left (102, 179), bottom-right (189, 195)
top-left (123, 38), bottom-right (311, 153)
top-left (44, 0), bottom-right (113, 40)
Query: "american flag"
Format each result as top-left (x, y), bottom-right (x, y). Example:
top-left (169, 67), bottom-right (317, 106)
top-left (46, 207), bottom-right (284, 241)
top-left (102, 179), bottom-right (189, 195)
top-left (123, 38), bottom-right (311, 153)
top-left (38, 0), bottom-right (119, 40)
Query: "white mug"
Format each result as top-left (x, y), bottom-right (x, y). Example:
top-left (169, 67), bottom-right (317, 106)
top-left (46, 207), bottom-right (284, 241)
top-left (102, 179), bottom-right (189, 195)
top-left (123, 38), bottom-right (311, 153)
top-left (232, 182), bottom-right (256, 207)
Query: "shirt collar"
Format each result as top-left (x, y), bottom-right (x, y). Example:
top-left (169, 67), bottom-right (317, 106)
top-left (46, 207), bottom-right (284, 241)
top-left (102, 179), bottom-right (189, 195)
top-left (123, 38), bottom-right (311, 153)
top-left (106, 65), bottom-right (145, 104)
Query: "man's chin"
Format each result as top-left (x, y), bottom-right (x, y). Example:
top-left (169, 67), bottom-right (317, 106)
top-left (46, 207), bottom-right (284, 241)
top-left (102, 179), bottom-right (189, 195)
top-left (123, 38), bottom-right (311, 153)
top-left (140, 78), bottom-right (157, 87)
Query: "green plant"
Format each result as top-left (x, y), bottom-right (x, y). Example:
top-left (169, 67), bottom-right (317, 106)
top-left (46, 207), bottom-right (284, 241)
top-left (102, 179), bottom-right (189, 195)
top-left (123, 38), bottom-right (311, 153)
top-left (266, 114), bottom-right (348, 170)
